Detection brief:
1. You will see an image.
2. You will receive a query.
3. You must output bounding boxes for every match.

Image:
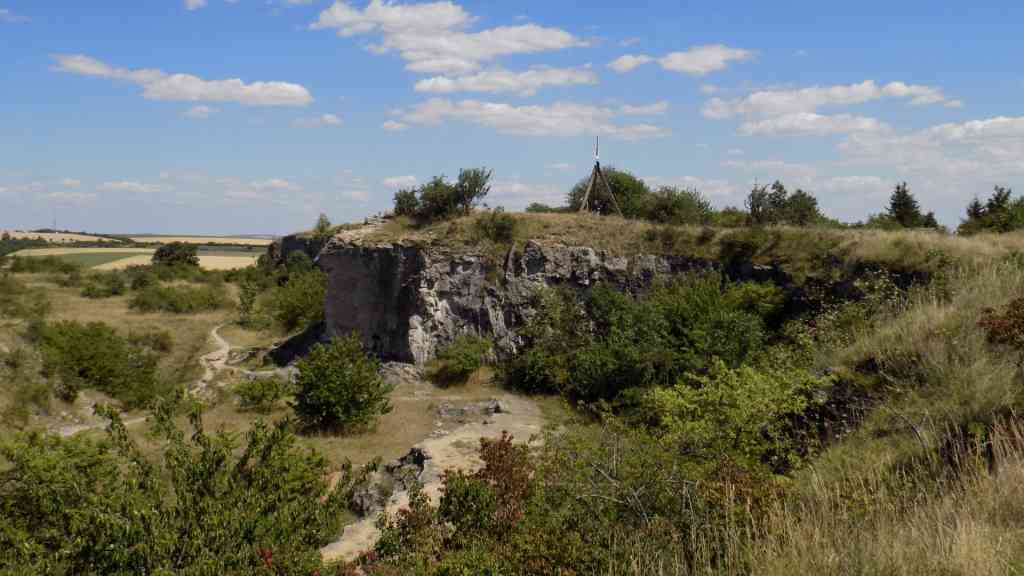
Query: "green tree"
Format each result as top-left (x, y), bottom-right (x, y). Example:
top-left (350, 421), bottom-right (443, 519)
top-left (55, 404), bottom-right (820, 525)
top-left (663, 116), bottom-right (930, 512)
top-left (312, 212), bottom-right (333, 241)
top-left (152, 242), bottom-right (199, 267)
top-left (393, 188), bottom-right (420, 216)
top-left (453, 167), bottom-right (493, 214)
top-left (265, 269), bottom-right (326, 331)
top-left (567, 167), bottom-right (651, 217)
top-left (887, 182), bottom-right (925, 227)
top-left (292, 335), bottom-right (394, 432)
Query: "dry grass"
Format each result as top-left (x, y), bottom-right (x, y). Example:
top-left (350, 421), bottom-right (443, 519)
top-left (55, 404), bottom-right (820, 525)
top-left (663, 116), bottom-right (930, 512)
top-left (11, 247), bottom-right (260, 270)
top-left (13, 247), bottom-right (154, 256)
top-left (127, 236), bottom-right (273, 246)
top-left (1, 230), bottom-right (121, 243)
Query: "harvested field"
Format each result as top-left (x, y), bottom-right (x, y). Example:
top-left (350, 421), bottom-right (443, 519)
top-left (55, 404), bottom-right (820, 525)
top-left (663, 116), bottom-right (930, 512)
top-left (1, 230), bottom-right (121, 243)
top-left (127, 236), bottom-right (274, 246)
top-left (11, 247), bottom-right (260, 270)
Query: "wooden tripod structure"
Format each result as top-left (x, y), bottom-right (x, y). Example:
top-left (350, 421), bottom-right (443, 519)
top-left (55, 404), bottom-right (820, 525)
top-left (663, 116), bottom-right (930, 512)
top-left (577, 137), bottom-right (623, 216)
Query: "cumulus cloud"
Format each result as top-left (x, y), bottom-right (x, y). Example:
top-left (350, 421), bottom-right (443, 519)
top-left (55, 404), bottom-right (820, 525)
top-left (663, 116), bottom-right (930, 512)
top-left (547, 162), bottom-right (573, 171)
top-left (342, 189), bottom-right (369, 201)
top-left (414, 66), bottom-right (597, 96)
top-left (619, 101), bottom-right (669, 116)
top-left (47, 191), bottom-right (97, 204)
top-left (250, 178), bottom-right (301, 192)
top-left (183, 105), bottom-right (218, 119)
top-left (60, 178), bottom-right (82, 188)
top-left (381, 120), bottom-right (408, 131)
top-left (184, 0), bottom-right (207, 10)
top-left (98, 180), bottom-right (163, 193)
top-left (643, 175), bottom-right (737, 197)
top-left (382, 175), bottom-right (418, 189)
top-left (396, 98), bottom-right (669, 140)
top-left (489, 180), bottom-right (565, 209)
top-left (0, 8), bottom-right (30, 23)
top-left (52, 54), bottom-right (314, 107)
top-left (739, 113), bottom-right (891, 136)
top-left (311, 0), bottom-right (587, 74)
top-left (293, 113), bottom-right (343, 127)
top-left (703, 80), bottom-right (961, 120)
top-left (609, 45), bottom-right (753, 76)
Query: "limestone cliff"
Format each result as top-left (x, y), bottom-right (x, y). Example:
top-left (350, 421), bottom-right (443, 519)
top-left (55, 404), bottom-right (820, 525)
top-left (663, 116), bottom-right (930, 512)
top-left (318, 237), bottom-right (722, 364)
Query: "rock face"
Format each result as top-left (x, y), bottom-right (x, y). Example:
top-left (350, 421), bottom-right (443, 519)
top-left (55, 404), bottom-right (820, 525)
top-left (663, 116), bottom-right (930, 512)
top-left (319, 238), bottom-right (720, 364)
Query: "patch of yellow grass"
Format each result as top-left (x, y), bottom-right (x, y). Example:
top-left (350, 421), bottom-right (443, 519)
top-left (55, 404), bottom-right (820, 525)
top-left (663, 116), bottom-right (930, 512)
top-left (128, 236), bottom-right (273, 246)
top-left (12, 248), bottom-right (259, 270)
top-left (194, 255), bottom-right (261, 270)
top-left (1, 230), bottom-right (120, 243)
top-left (12, 247), bottom-right (154, 256)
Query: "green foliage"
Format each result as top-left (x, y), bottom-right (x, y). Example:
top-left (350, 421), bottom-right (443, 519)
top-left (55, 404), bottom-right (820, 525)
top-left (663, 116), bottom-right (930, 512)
top-left (0, 236), bottom-right (47, 257)
top-left (958, 186), bottom-right (1024, 235)
top-left (746, 181), bottom-right (825, 226)
top-left (568, 167), bottom-right (650, 216)
top-left (292, 335), bottom-right (393, 432)
top-left (235, 376), bottom-right (292, 413)
top-left (285, 249), bottom-right (314, 276)
top-left (0, 404), bottom-right (368, 574)
top-left (472, 208), bottom-right (517, 244)
top-left (265, 269), bottom-right (326, 331)
top-left (524, 202), bottom-right (563, 213)
top-left (427, 334), bottom-right (491, 386)
top-left (79, 271), bottom-right (126, 299)
top-left (0, 273), bottom-right (51, 320)
top-left (152, 242), bottom-right (200, 267)
top-left (126, 328), bottom-right (174, 353)
top-left (505, 275), bottom-right (782, 403)
top-left (33, 320), bottom-right (160, 406)
top-left (393, 189), bottom-right (420, 217)
top-left (393, 167), bottom-right (493, 224)
top-left (129, 283), bottom-right (228, 314)
top-left (237, 276), bottom-right (264, 327)
top-left (8, 255), bottom-right (80, 274)
top-left (313, 212), bottom-right (334, 241)
top-left (644, 186), bottom-right (713, 225)
top-left (885, 182), bottom-right (939, 229)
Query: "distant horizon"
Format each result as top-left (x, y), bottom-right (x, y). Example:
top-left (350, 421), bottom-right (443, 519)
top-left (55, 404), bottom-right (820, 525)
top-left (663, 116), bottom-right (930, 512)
top-left (2, 1), bottom-right (1022, 234)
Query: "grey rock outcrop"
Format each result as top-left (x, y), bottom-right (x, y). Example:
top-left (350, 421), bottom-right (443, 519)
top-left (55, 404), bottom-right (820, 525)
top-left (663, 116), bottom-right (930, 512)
top-left (318, 237), bottom-right (719, 364)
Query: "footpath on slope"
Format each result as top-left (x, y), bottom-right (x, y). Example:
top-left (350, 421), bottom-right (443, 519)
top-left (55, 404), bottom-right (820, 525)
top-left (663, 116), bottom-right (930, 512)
top-left (320, 375), bottom-right (546, 565)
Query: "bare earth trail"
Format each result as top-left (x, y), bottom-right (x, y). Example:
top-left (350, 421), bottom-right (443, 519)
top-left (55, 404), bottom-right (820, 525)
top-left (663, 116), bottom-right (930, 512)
top-left (320, 391), bottom-right (546, 564)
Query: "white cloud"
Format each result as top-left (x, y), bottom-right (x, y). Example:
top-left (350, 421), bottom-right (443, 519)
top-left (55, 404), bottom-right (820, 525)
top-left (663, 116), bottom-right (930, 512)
top-left (721, 159), bottom-right (818, 183)
top-left (60, 178), bottom-right (82, 188)
top-left (414, 66), bottom-right (597, 97)
top-left (397, 98), bottom-right (669, 140)
top-left (293, 113), bottom-right (343, 127)
top-left (382, 175), bottom-right (418, 189)
top-left (489, 180), bottom-right (565, 209)
top-left (608, 54), bottom-right (653, 73)
top-left (311, 0), bottom-right (587, 74)
top-left (52, 54), bottom-right (313, 107)
top-left (643, 176), bottom-right (737, 197)
top-left (99, 180), bottom-right (163, 194)
top-left (183, 105), bottom-right (218, 119)
top-left (0, 8), bottom-right (30, 23)
top-left (250, 178), bottom-right (301, 192)
top-left (610, 45), bottom-right (753, 76)
top-left (700, 84), bottom-right (718, 95)
top-left (342, 189), bottom-right (369, 201)
top-left (547, 162), bottom-right (573, 171)
top-left (185, 0), bottom-right (207, 11)
top-left (619, 37), bottom-right (641, 47)
top-left (818, 175), bottom-right (890, 196)
top-left (381, 120), bottom-right (408, 131)
top-left (619, 101), bottom-right (669, 116)
top-left (703, 80), bottom-right (960, 119)
top-left (740, 113), bottom-right (891, 136)
top-left (47, 191), bottom-right (97, 204)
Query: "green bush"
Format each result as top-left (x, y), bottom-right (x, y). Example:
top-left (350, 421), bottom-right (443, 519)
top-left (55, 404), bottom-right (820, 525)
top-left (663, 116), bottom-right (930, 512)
top-left (152, 242), bottom-right (199, 267)
top-left (392, 168), bottom-right (493, 224)
top-left (292, 334), bottom-right (393, 432)
top-left (8, 255), bottom-right (79, 274)
top-left (427, 335), bottom-right (492, 386)
top-left (265, 270), bottom-right (326, 331)
top-left (128, 284), bottom-right (227, 314)
top-left (126, 329), bottom-right (173, 353)
top-left (34, 320), bottom-right (160, 406)
top-left (236, 376), bottom-right (292, 413)
top-left (473, 209), bottom-right (517, 244)
top-left (393, 189), bottom-right (420, 217)
top-left (0, 404), bottom-right (370, 574)
top-left (80, 271), bottom-right (126, 299)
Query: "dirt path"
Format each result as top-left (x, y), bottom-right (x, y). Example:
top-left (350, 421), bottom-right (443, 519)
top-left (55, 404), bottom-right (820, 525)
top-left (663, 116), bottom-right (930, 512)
top-left (320, 391), bottom-right (545, 564)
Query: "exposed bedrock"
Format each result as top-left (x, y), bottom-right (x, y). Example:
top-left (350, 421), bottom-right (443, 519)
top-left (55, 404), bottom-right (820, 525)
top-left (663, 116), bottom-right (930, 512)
top-left (318, 238), bottom-right (741, 364)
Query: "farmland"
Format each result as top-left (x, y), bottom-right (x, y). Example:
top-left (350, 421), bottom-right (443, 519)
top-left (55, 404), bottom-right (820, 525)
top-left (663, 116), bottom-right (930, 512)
top-left (10, 246), bottom-right (261, 270)
top-left (126, 235), bottom-right (274, 246)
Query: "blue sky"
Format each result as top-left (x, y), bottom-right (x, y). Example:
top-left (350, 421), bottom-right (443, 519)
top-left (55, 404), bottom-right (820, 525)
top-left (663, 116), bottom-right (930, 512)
top-left (2, 1), bottom-right (1022, 234)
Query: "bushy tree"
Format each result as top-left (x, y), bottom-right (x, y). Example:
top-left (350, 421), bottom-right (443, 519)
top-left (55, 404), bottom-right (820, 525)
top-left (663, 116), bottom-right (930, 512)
top-left (312, 212), bottom-right (333, 241)
top-left (292, 334), bottom-right (394, 431)
top-left (0, 403), bottom-right (368, 574)
top-left (644, 186), bottom-right (713, 225)
top-left (958, 186), bottom-right (1024, 235)
top-left (746, 181), bottom-right (824, 226)
top-left (886, 182), bottom-right (938, 228)
top-left (152, 242), bottom-right (199, 267)
top-left (567, 167), bottom-right (650, 217)
top-left (265, 269), bottom-right (326, 331)
top-left (393, 189), bottom-right (420, 216)
top-left (391, 168), bottom-right (493, 223)
top-left (427, 334), bottom-right (492, 386)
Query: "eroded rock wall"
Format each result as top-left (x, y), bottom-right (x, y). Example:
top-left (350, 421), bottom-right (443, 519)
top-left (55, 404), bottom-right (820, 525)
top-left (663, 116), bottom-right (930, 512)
top-left (319, 238), bottom-right (724, 364)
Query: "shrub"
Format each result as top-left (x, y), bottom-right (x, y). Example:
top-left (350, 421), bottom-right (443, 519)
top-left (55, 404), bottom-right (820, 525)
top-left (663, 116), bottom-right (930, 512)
top-left (393, 189), bottom-right (420, 217)
top-left (80, 271), bottom-right (126, 299)
top-left (8, 255), bottom-right (79, 274)
top-left (292, 335), bottom-right (393, 432)
top-left (152, 242), bottom-right (199, 267)
top-left (0, 405), bottom-right (370, 574)
top-left (265, 270), bottom-right (326, 331)
top-left (35, 320), bottom-right (160, 405)
top-left (129, 284), bottom-right (227, 314)
top-left (236, 376), bottom-right (292, 413)
top-left (127, 329), bottom-right (173, 353)
top-left (427, 335), bottom-right (492, 386)
top-left (473, 208), bottom-right (517, 244)
top-left (644, 186), bottom-right (713, 225)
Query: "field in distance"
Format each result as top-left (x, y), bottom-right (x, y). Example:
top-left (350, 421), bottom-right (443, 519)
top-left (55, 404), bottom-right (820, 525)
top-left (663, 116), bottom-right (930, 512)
top-left (11, 247), bottom-right (261, 270)
top-left (1, 230), bottom-right (121, 243)
top-left (127, 235), bottom-right (274, 246)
